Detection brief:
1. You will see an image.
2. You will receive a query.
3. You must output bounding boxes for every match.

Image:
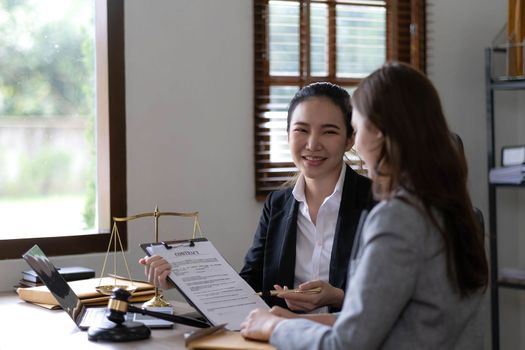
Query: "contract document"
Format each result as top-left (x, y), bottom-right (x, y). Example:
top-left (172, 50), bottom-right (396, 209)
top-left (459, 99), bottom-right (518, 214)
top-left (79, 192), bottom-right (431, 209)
top-left (141, 238), bottom-right (269, 330)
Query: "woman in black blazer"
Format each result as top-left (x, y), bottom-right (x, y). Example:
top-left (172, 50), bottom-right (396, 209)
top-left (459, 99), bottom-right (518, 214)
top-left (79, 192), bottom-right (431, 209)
top-left (140, 83), bottom-right (372, 313)
top-left (239, 83), bottom-right (372, 312)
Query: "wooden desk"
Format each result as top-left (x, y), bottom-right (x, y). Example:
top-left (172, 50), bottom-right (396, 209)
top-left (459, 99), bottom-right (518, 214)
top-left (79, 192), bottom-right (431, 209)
top-left (0, 291), bottom-right (198, 350)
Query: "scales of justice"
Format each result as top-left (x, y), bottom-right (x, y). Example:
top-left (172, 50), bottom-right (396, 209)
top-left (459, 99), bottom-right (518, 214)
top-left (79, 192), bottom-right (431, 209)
top-left (96, 206), bottom-right (204, 308)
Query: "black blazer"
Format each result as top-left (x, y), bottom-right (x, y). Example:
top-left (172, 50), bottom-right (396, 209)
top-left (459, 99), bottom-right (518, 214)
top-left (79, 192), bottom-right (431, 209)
top-left (239, 165), bottom-right (373, 312)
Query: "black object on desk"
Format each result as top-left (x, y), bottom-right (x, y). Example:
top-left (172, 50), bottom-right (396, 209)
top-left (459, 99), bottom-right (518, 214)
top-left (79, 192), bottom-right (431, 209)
top-left (88, 319), bottom-right (151, 342)
top-left (22, 266), bottom-right (95, 283)
top-left (88, 288), bottom-right (210, 342)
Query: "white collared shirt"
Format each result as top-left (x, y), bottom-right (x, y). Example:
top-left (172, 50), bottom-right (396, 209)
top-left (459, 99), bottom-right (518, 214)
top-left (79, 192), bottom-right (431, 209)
top-left (291, 164), bottom-right (346, 313)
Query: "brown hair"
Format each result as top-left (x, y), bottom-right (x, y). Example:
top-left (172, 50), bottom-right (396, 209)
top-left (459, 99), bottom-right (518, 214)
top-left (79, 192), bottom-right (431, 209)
top-left (352, 62), bottom-right (488, 296)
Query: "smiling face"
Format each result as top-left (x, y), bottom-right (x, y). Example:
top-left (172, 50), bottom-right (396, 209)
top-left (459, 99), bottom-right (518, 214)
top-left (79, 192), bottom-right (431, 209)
top-left (288, 96), bottom-right (353, 185)
top-left (351, 107), bottom-right (384, 177)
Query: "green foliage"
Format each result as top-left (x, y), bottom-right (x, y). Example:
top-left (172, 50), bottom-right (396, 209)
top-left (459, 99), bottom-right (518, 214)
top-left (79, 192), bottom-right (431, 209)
top-left (0, 0), bottom-right (95, 117)
top-left (4, 146), bottom-right (72, 196)
top-left (83, 173), bottom-right (96, 229)
top-left (81, 21), bottom-right (96, 229)
top-left (83, 109), bottom-right (96, 230)
top-left (0, 0), bottom-right (97, 230)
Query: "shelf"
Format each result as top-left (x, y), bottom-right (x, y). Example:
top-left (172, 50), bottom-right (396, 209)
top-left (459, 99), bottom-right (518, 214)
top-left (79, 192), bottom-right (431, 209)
top-left (498, 280), bottom-right (525, 290)
top-left (486, 47), bottom-right (525, 350)
top-left (489, 79), bottom-right (525, 90)
top-left (490, 183), bottom-right (525, 188)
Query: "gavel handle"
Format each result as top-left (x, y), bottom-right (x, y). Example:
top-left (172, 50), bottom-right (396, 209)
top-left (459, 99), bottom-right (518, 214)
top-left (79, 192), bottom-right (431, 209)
top-left (128, 305), bottom-right (210, 328)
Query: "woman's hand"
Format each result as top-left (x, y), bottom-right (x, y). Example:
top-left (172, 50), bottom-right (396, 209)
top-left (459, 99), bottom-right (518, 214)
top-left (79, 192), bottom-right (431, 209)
top-left (273, 280), bottom-right (344, 312)
top-left (138, 255), bottom-right (175, 290)
top-left (269, 305), bottom-right (336, 326)
top-left (269, 305), bottom-right (300, 319)
top-left (240, 308), bottom-right (283, 341)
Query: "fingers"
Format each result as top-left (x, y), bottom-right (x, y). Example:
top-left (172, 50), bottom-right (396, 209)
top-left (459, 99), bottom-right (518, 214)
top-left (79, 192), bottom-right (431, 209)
top-left (141, 255), bottom-right (171, 288)
top-left (240, 308), bottom-right (280, 341)
top-left (269, 306), bottom-right (285, 316)
top-left (277, 290), bottom-right (314, 302)
top-left (150, 262), bottom-right (171, 287)
top-left (273, 284), bottom-right (285, 292)
top-left (240, 308), bottom-right (261, 339)
top-left (140, 255), bottom-right (164, 268)
top-left (269, 306), bottom-right (296, 319)
top-left (272, 284), bottom-right (317, 311)
top-left (272, 281), bottom-right (339, 311)
top-left (298, 280), bottom-right (324, 291)
top-left (158, 269), bottom-right (172, 289)
top-left (285, 299), bottom-right (317, 312)
top-left (290, 281), bottom-right (344, 309)
top-left (282, 285), bottom-right (322, 312)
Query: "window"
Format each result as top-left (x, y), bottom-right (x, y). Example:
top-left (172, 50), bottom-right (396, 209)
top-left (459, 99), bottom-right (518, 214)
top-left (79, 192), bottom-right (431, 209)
top-left (253, 0), bottom-right (426, 200)
top-left (0, 0), bottom-right (126, 259)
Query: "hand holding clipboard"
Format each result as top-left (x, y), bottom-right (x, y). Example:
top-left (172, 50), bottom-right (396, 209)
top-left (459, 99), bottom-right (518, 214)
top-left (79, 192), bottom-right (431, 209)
top-left (141, 238), bottom-right (269, 331)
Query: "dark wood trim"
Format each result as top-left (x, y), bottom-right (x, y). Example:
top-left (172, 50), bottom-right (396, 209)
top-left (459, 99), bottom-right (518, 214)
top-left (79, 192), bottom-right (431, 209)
top-left (299, 0), bottom-right (310, 84)
top-left (1, 234), bottom-right (113, 260)
top-left (386, 0), bottom-right (397, 61)
top-left (107, 0), bottom-right (128, 242)
top-left (0, 0), bottom-right (127, 260)
top-left (254, 0), bottom-right (271, 200)
top-left (254, 0), bottom-right (427, 200)
top-left (410, 0), bottom-right (426, 72)
top-left (328, 0), bottom-right (336, 79)
top-left (268, 76), bottom-right (361, 86)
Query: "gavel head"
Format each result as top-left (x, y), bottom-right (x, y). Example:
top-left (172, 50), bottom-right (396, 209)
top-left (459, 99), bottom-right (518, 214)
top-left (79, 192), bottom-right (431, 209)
top-left (106, 288), bottom-right (132, 324)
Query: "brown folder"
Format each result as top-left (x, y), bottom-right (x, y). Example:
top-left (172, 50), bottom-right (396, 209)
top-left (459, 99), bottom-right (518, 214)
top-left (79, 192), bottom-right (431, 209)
top-left (187, 331), bottom-right (276, 350)
top-left (16, 276), bottom-right (155, 307)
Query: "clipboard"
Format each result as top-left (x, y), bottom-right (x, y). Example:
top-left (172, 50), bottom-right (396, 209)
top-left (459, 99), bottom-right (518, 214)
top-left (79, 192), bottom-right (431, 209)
top-left (140, 238), bottom-right (269, 330)
top-left (141, 238), bottom-right (212, 325)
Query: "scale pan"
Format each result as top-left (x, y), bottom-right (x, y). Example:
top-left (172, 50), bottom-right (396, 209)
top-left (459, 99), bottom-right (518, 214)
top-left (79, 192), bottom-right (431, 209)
top-left (96, 284), bottom-right (138, 295)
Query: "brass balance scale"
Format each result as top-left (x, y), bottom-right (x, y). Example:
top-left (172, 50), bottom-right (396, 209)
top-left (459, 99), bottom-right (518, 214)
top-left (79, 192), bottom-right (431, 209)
top-left (96, 206), bottom-right (204, 307)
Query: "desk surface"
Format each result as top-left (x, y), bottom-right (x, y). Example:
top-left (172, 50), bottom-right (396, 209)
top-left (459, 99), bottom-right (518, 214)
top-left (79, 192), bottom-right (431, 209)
top-left (0, 291), bottom-right (199, 350)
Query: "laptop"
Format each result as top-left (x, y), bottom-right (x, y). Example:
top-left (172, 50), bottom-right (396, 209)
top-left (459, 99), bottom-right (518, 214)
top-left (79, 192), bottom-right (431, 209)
top-left (22, 244), bottom-right (174, 330)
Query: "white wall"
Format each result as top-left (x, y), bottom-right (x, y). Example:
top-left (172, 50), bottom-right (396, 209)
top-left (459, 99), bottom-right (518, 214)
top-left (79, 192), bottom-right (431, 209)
top-left (123, 0), bottom-right (261, 298)
top-left (427, 0), bottom-right (505, 214)
top-left (427, 0), bottom-right (524, 349)
top-left (0, 0), bottom-right (261, 298)
top-left (1, 0), bottom-right (523, 348)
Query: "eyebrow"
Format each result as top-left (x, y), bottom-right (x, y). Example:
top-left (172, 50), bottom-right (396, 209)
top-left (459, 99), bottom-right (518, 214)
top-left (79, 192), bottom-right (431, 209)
top-left (292, 121), bottom-right (342, 129)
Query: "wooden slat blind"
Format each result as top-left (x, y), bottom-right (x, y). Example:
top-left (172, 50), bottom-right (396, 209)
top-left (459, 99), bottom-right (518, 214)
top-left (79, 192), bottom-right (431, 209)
top-left (254, 0), bottom-right (426, 200)
top-left (386, 0), bottom-right (426, 70)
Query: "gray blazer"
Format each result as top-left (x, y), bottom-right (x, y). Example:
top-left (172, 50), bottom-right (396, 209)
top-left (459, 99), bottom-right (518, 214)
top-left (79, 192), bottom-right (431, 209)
top-left (270, 193), bottom-right (485, 350)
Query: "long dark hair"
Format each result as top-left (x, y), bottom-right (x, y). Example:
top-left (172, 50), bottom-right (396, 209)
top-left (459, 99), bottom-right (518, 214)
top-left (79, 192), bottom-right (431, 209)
top-left (352, 62), bottom-right (488, 296)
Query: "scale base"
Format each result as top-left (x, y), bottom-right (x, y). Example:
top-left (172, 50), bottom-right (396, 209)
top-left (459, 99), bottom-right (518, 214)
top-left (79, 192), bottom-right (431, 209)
top-left (142, 294), bottom-right (171, 308)
top-left (88, 321), bottom-right (151, 342)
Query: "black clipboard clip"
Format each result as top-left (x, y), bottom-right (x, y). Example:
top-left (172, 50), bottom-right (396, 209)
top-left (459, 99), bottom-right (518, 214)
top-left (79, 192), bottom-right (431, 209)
top-left (161, 240), bottom-right (195, 250)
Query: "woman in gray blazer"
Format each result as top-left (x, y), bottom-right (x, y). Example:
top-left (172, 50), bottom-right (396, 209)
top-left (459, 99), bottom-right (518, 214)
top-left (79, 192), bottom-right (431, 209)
top-left (240, 62), bottom-right (489, 349)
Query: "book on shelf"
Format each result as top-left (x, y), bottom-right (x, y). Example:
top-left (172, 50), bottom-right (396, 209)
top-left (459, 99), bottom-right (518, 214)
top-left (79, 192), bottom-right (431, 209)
top-left (22, 266), bottom-right (95, 283)
top-left (489, 165), bottom-right (525, 184)
top-left (17, 279), bottom-right (44, 288)
top-left (499, 267), bottom-right (525, 284)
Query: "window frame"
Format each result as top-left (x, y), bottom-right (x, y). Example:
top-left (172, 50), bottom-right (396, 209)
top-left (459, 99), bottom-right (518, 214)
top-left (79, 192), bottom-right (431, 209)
top-left (253, 0), bottom-right (426, 201)
top-left (0, 0), bottom-right (127, 260)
